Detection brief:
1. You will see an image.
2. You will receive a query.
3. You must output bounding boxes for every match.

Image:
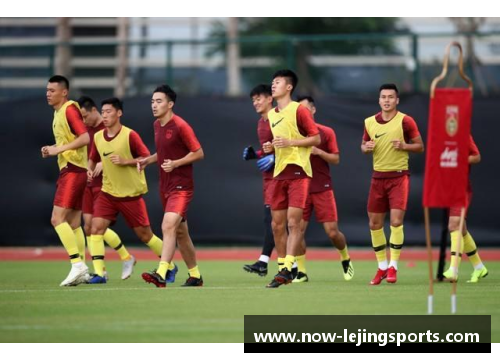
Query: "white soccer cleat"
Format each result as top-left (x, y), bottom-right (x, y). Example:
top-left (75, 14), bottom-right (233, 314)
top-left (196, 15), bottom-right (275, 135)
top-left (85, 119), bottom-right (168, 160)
top-left (60, 263), bottom-right (89, 287)
top-left (121, 255), bottom-right (136, 280)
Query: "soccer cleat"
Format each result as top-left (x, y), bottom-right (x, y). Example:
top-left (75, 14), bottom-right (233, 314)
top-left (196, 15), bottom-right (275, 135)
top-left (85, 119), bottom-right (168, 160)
top-left (342, 259), bottom-right (354, 281)
top-left (181, 275), bottom-right (203, 287)
top-left (67, 271), bottom-right (91, 286)
top-left (165, 264), bottom-right (179, 283)
top-left (442, 268), bottom-right (458, 282)
top-left (291, 266), bottom-right (298, 279)
top-left (467, 267), bottom-right (488, 283)
top-left (142, 270), bottom-right (166, 288)
top-left (60, 263), bottom-right (89, 287)
top-left (88, 274), bottom-right (107, 284)
top-left (292, 271), bottom-right (309, 283)
top-left (370, 268), bottom-right (388, 285)
top-left (243, 261), bottom-right (268, 277)
top-left (386, 266), bottom-right (397, 283)
top-left (266, 268), bottom-right (293, 288)
top-left (121, 255), bottom-right (136, 280)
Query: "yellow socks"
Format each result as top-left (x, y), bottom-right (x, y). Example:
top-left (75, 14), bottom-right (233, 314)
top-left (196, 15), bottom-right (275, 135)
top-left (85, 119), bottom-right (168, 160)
top-left (338, 246), bottom-right (350, 262)
top-left (450, 230), bottom-right (465, 271)
top-left (189, 266), bottom-right (201, 279)
top-left (55, 223), bottom-right (82, 264)
top-left (389, 225), bottom-right (404, 269)
top-left (90, 234), bottom-right (105, 276)
top-left (146, 235), bottom-right (163, 257)
top-left (278, 257), bottom-right (285, 271)
top-left (296, 254), bottom-right (307, 274)
top-left (463, 232), bottom-right (484, 270)
top-left (284, 255), bottom-right (295, 271)
top-left (104, 228), bottom-right (131, 261)
top-left (73, 226), bottom-right (86, 262)
top-left (157, 261), bottom-right (170, 279)
top-left (168, 262), bottom-right (176, 271)
top-left (370, 228), bottom-right (387, 269)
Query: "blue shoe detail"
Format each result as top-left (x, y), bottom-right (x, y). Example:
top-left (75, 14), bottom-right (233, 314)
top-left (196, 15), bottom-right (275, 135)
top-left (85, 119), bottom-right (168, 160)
top-left (165, 265), bottom-right (178, 283)
top-left (88, 275), bottom-right (107, 284)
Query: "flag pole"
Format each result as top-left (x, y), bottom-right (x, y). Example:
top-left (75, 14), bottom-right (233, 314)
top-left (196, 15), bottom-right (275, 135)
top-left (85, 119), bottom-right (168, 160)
top-left (424, 207), bottom-right (434, 314)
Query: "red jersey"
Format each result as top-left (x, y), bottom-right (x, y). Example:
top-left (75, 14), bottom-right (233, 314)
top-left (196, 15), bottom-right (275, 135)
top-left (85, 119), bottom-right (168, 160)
top-left (310, 124), bottom-right (339, 193)
top-left (154, 114), bottom-right (201, 193)
top-left (257, 117), bottom-right (274, 180)
top-left (86, 122), bottom-right (105, 188)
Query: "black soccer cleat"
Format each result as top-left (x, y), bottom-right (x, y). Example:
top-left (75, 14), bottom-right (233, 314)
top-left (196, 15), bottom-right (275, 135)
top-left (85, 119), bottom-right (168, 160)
top-left (243, 261), bottom-right (268, 277)
top-left (181, 275), bottom-right (204, 287)
top-left (142, 270), bottom-right (166, 288)
top-left (266, 268), bottom-right (293, 288)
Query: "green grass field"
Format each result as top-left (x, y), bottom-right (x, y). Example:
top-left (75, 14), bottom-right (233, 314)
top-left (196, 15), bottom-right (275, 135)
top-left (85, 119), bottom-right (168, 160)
top-left (0, 260), bottom-right (498, 342)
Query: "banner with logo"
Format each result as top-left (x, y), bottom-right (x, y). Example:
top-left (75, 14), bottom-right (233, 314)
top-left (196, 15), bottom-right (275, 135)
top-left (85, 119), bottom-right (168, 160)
top-left (423, 88), bottom-right (471, 208)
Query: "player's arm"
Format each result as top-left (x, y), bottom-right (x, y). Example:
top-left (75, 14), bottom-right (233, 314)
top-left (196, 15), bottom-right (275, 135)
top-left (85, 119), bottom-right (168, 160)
top-left (163, 148), bottom-right (204, 173)
top-left (469, 154), bottom-right (481, 164)
top-left (273, 105), bottom-right (320, 148)
top-left (110, 131), bottom-right (151, 167)
top-left (392, 116), bottom-right (424, 153)
top-left (137, 153), bottom-right (158, 172)
top-left (312, 147), bottom-right (339, 165)
top-left (162, 122), bottom-right (204, 172)
top-left (361, 139), bottom-right (375, 154)
top-left (392, 136), bottom-right (424, 153)
top-left (44, 105), bottom-right (90, 156)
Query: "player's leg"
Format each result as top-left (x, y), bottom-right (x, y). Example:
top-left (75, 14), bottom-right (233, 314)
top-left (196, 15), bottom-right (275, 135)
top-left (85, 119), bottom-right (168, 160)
top-left (243, 205), bottom-right (274, 277)
top-left (292, 219), bottom-right (309, 283)
top-left (462, 223), bottom-right (488, 282)
top-left (176, 221), bottom-right (203, 286)
top-left (271, 209), bottom-right (288, 272)
top-left (67, 209), bottom-right (86, 262)
top-left (386, 175), bottom-right (410, 284)
top-left (89, 216), bottom-right (111, 283)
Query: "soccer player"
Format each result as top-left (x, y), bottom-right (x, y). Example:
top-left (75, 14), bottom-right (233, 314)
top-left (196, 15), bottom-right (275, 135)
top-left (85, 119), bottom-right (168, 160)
top-left (443, 135), bottom-right (488, 283)
top-left (77, 96), bottom-right (136, 280)
top-left (87, 97), bottom-right (164, 284)
top-left (242, 84), bottom-right (276, 277)
top-left (41, 75), bottom-right (90, 286)
top-left (294, 96), bottom-right (354, 283)
top-left (361, 84), bottom-right (424, 285)
top-left (263, 70), bottom-right (320, 288)
top-left (140, 85), bottom-right (205, 288)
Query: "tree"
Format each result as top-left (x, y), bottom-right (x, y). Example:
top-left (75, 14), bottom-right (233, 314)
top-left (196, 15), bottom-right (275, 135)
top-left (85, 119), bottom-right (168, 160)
top-left (207, 17), bottom-right (403, 95)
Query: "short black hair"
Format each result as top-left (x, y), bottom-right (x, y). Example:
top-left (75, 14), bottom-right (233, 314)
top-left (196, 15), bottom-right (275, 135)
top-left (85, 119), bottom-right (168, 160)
top-left (249, 84), bottom-right (272, 98)
top-left (296, 95), bottom-right (315, 104)
top-left (153, 84), bottom-right (177, 103)
top-left (77, 95), bottom-right (97, 112)
top-left (101, 97), bottom-right (123, 112)
top-left (48, 75), bottom-right (70, 90)
top-left (379, 83), bottom-right (399, 96)
top-left (272, 69), bottom-right (298, 94)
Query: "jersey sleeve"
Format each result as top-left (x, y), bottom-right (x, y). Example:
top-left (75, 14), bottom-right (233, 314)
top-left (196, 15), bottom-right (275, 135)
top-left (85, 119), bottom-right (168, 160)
top-left (178, 121), bottom-right (202, 152)
top-left (325, 127), bottom-right (340, 154)
top-left (66, 105), bottom-right (87, 136)
top-left (89, 138), bottom-right (101, 163)
top-left (469, 135), bottom-right (480, 156)
top-left (402, 115), bottom-right (421, 140)
top-left (129, 131), bottom-right (151, 158)
top-left (296, 105), bottom-right (319, 136)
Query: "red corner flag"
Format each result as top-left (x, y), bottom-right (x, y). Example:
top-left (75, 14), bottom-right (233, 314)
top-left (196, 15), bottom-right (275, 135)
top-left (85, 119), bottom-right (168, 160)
top-left (423, 88), bottom-right (471, 208)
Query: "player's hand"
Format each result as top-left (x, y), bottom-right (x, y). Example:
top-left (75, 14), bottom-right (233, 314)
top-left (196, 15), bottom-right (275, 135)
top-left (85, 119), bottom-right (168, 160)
top-left (257, 154), bottom-right (275, 172)
top-left (87, 169), bottom-right (94, 183)
top-left (161, 159), bottom-right (177, 173)
top-left (272, 136), bottom-right (291, 148)
top-left (311, 146), bottom-right (322, 156)
top-left (364, 140), bottom-right (375, 153)
top-left (137, 157), bottom-right (149, 172)
top-left (109, 155), bottom-right (124, 166)
top-left (41, 146), bottom-right (50, 158)
top-left (392, 139), bottom-right (406, 151)
top-left (45, 145), bottom-right (60, 157)
top-left (243, 145), bottom-right (257, 161)
top-left (93, 162), bottom-right (103, 178)
top-left (263, 142), bottom-right (274, 154)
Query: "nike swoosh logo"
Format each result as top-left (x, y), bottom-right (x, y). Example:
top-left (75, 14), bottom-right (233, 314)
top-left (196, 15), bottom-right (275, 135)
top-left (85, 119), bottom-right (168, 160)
top-left (103, 151), bottom-right (113, 156)
top-left (272, 118), bottom-right (284, 128)
top-left (375, 133), bottom-right (387, 139)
